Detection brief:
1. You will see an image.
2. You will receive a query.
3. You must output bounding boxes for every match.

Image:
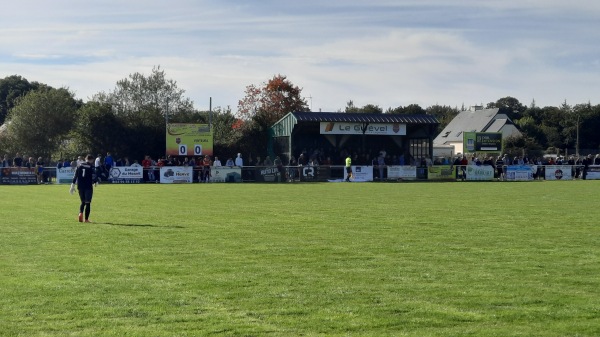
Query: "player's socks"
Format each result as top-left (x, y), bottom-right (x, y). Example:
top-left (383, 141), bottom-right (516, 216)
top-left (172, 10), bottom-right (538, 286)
top-left (78, 213), bottom-right (83, 222)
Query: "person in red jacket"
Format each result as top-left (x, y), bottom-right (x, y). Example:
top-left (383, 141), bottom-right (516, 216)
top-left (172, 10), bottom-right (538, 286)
top-left (202, 155), bottom-right (212, 183)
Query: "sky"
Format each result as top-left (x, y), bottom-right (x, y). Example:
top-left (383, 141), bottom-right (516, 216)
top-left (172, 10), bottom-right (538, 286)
top-left (1, 0), bottom-right (599, 112)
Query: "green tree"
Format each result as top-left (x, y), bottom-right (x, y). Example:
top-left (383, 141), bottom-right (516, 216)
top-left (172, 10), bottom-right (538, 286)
top-left (211, 106), bottom-right (243, 157)
top-left (386, 104), bottom-right (425, 115)
top-left (90, 67), bottom-right (195, 160)
top-left (73, 102), bottom-right (126, 156)
top-left (425, 105), bottom-right (459, 132)
top-left (93, 66), bottom-right (194, 126)
top-left (516, 115), bottom-right (546, 146)
top-left (346, 101), bottom-right (383, 114)
top-left (0, 75), bottom-right (45, 125)
top-left (5, 88), bottom-right (78, 159)
top-left (487, 96), bottom-right (526, 120)
top-left (503, 135), bottom-right (544, 158)
top-left (570, 102), bottom-right (600, 152)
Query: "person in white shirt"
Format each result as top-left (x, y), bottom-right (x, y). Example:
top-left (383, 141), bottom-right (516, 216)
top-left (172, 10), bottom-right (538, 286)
top-left (235, 153), bottom-right (243, 167)
top-left (213, 156), bottom-right (222, 167)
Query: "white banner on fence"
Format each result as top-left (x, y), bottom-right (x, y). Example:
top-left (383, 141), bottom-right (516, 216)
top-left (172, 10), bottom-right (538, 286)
top-left (544, 165), bottom-right (573, 180)
top-left (56, 167), bottom-right (76, 184)
top-left (351, 166), bottom-right (373, 182)
top-left (110, 166), bottom-right (143, 180)
top-left (160, 166), bottom-right (193, 183)
top-left (465, 165), bottom-right (494, 181)
top-left (586, 165), bottom-right (600, 180)
top-left (506, 165), bottom-right (535, 181)
top-left (387, 166), bottom-right (417, 180)
top-left (212, 167), bottom-right (242, 182)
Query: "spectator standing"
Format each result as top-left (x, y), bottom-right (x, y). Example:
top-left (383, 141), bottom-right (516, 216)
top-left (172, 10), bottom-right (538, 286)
top-left (495, 155), bottom-right (505, 181)
top-left (213, 156), bottom-right (222, 167)
top-left (13, 153), bottom-right (23, 167)
top-left (35, 157), bottom-right (44, 184)
top-left (105, 152), bottom-right (114, 171)
top-left (288, 155), bottom-right (297, 182)
top-left (94, 154), bottom-right (102, 169)
top-left (274, 156), bottom-right (284, 182)
top-left (187, 157), bottom-right (196, 167)
top-left (582, 154), bottom-right (592, 180)
top-left (1, 154), bottom-right (10, 167)
top-left (502, 154), bottom-right (510, 168)
top-left (25, 157), bottom-right (35, 170)
top-left (235, 153), bottom-right (244, 167)
top-left (94, 154), bottom-right (105, 181)
top-left (142, 155), bottom-right (153, 182)
top-left (424, 155), bottom-right (433, 167)
top-left (377, 152), bottom-right (385, 181)
top-left (459, 155), bottom-right (469, 180)
top-left (225, 158), bottom-right (234, 167)
top-left (298, 153), bottom-right (307, 166)
top-left (202, 155), bottom-right (212, 182)
top-left (263, 156), bottom-right (273, 166)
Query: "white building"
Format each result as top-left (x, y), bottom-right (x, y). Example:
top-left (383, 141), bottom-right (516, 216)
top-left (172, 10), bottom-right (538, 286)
top-left (433, 108), bottom-right (522, 155)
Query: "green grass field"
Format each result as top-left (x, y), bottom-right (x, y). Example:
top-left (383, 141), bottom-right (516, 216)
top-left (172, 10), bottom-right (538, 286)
top-left (1, 181), bottom-right (599, 336)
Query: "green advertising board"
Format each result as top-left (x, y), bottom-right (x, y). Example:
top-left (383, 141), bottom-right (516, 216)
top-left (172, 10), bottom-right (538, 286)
top-left (463, 132), bottom-right (502, 153)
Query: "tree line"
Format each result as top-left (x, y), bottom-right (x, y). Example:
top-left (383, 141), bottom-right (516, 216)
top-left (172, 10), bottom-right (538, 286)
top-left (1, 67), bottom-right (599, 164)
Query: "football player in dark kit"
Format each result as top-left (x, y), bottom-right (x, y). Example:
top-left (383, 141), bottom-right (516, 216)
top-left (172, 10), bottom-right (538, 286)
top-left (70, 154), bottom-right (98, 223)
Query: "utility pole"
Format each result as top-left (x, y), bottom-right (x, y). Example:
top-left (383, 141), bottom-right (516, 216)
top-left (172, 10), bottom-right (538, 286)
top-left (165, 97), bottom-right (169, 158)
top-left (576, 113), bottom-right (580, 156)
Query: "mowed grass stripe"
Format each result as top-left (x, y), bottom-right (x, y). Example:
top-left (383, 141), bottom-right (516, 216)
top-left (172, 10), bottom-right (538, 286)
top-left (0, 182), bottom-right (599, 336)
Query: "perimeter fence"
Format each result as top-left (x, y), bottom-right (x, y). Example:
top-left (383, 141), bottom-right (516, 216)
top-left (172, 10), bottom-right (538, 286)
top-left (1, 164), bottom-right (598, 185)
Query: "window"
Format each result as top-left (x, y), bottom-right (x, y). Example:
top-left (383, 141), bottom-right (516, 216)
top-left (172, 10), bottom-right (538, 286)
top-left (409, 138), bottom-right (430, 162)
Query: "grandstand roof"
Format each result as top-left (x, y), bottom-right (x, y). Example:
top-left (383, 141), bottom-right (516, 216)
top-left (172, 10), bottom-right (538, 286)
top-left (290, 111), bottom-right (439, 124)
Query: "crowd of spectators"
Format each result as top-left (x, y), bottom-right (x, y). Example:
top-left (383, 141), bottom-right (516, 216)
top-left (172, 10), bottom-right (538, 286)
top-left (0, 153), bottom-right (47, 184)
top-left (3, 150), bottom-right (600, 183)
top-left (448, 153), bottom-right (600, 180)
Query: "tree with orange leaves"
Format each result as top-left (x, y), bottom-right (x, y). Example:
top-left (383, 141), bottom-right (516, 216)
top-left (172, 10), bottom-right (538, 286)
top-left (237, 74), bottom-right (310, 130)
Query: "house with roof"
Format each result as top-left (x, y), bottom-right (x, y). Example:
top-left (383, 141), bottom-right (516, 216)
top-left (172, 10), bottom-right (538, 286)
top-left (433, 107), bottom-right (522, 155)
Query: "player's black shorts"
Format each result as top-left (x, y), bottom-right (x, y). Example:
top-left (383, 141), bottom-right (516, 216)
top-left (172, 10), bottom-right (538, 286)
top-left (78, 188), bottom-right (94, 203)
top-left (346, 166), bottom-right (352, 173)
